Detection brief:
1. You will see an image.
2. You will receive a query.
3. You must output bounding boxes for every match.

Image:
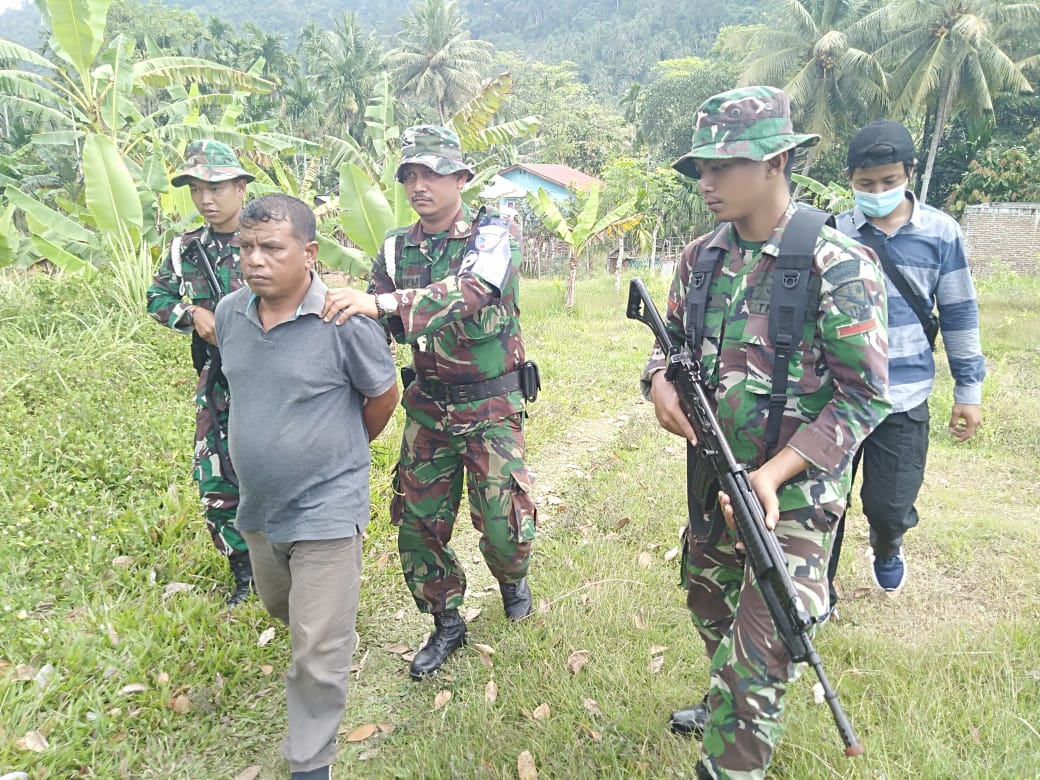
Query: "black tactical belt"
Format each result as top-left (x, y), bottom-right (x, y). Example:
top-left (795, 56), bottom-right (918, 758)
top-left (417, 371), bottom-right (521, 404)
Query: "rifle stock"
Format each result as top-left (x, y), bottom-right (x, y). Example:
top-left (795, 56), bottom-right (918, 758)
top-left (627, 277), bottom-right (863, 758)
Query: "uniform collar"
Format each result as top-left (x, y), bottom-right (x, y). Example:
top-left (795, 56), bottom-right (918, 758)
top-left (403, 203), bottom-right (475, 247)
top-left (713, 200), bottom-right (798, 258)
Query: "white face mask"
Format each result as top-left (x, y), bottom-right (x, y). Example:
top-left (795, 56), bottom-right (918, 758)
top-left (854, 182), bottom-right (907, 218)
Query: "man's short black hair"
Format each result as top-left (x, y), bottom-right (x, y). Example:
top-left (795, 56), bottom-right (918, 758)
top-left (241, 194), bottom-right (316, 245)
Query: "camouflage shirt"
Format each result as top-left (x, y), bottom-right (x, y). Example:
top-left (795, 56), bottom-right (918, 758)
top-left (642, 202), bottom-right (892, 512)
top-left (369, 204), bottom-right (525, 434)
top-left (146, 224), bottom-right (244, 333)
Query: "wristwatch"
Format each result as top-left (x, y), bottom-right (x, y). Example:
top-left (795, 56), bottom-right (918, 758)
top-left (375, 293), bottom-right (399, 318)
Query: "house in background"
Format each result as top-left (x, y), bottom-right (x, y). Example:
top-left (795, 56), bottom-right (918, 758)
top-left (482, 163), bottom-right (604, 217)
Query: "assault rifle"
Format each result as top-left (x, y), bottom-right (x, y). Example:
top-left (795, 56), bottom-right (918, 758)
top-left (626, 277), bottom-right (864, 758)
top-left (182, 237), bottom-right (237, 487)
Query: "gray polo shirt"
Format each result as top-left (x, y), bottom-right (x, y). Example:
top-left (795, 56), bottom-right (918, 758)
top-left (215, 272), bottom-right (396, 543)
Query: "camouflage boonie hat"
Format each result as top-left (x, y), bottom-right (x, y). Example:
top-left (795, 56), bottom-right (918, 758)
top-left (395, 125), bottom-right (475, 182)
top-left (671, 86), bottom-right (820, 179)
top-left (171, 140), bottom-right (255, 187)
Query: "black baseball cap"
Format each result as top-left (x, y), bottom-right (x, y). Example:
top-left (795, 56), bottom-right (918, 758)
top-left (846, 120), bottom-right (917, 170)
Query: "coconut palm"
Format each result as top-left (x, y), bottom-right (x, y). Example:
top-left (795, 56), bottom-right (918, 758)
top-left (386, 0), bottom-right (493, 124)
top-left (735, 0), bottom-right (889, 179)
top-left (298, 13), bottom-right (386, 140)
top-left (860, 0), bottom-right (1040, 202)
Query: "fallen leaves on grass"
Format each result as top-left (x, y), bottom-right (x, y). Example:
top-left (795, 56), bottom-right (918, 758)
top-left (162, 582), bottom-right (193, 598)
top-left (168, 693), bottom-right (191, 713)
top-left (474, 643), bottom-right (495, 667)
top-left (579, 724), bottom-right (602, 742)
top-left (387, 644), bottom-right (410, 655)
top-left (260, 665), bottom-right (273, 676)
top-left (615, 517), bottom-right (631, 530)
top-left (649, 655), bottom-right (665, 674)
top-left (566, 650), bottom-right (591, 674)
top-left (582, 698), bottom-right (604, 718)
top-left (16, 730), bottom-right (48, 752)
top-left (649, 645), bottom-right (669, 656)
top-left (637, 551), bottom-right (653, 568)
top-left (463, 608), bottom-right (482, 623)
top-left (812, 682), bottom-right (826, 705)
top-left (433, 690), bottom-right (452, 710)
top-left (345, 724), bottom-right (379, 742)
top-left (517, 750), bottom-right (537, 780)
top-left (119, 683), bottom-right (148, 695)
top-left (112, 555), bottom-right (134, 567)
top-left (485, 680), bottom-right (498, 704)
top-left (257, 627), bottom-right (276, 647)
top-left (233, 767), bottom-right (261, 780)
top-left (664, 546), bottom-right (680, 562)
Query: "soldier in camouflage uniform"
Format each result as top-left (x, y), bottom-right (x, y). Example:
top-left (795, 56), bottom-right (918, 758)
top-left (640, 87), bottom-right (891, 779)
top-left (323, 125), bottom-right (537, 680)
top-left (146, 140), bottom-right (256, 606)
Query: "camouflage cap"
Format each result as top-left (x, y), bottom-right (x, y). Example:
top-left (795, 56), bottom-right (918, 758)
top-left (171, 140), bottom-right (255, 187)
top-left (671, 86), bottom-right (820, 179)
top-left (395, 125), bottom-right (475, 182)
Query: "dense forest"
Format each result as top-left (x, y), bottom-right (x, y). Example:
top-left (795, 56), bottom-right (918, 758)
top-left (0, 0), bottom-right (764, 93)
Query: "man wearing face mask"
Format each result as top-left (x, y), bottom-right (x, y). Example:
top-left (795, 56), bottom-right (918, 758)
top-left (826, 120), bottom-right (986, 607)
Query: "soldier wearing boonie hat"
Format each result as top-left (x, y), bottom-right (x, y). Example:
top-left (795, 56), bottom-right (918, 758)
top-left (147, 140), bottom-right (255, 606)
top-left (322, 124), bottom-right (537, 682)
top-left (642, 86), bottom-right (891, 778)
top-left (671, 85), bottom-right (819, 177)
top-left (394, 124), bottom-right (475, 182)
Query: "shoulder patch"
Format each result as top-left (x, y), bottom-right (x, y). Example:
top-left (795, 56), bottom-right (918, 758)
top-left (832, 279), bottom-right (872, 320)
top-left (460, 217), bottom-right (512, 289)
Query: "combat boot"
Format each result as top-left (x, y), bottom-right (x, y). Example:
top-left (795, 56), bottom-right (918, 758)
top-left (670, 694), bottom-right (710, 737)
top-left (409, 609), bottom-right (467, 680)
top-left (500, 578), bottom-right (532, 621)
top-left (227, 551), bottom-right (255, 607)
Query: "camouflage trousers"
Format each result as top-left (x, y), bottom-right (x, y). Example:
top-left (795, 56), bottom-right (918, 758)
top-left (684, 505), bottom-right (834, 780)
top-left (391, 414), bottom-right (537, 613)
top-left (192, 360), bottom-right (246, 556)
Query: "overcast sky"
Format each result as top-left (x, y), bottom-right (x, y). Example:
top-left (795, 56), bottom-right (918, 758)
top-left (0, 0), bottom-right (28, 12)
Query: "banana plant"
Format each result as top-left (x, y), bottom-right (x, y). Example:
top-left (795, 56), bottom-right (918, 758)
top-left (527, 186), bottom-right (642, 308)
top-left (0, 0), bottom-right (277, 281)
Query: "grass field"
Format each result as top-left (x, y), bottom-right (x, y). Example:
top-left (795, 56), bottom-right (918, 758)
top-left (1, 270), bottom-right (1038, 779)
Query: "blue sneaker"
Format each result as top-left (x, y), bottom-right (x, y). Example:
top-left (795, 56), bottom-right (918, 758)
top-left (872, 549), bottom-right (907, 592)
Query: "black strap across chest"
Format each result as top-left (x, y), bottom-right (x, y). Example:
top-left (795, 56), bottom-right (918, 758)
top-left (685, 207), bottom-right (834, 459)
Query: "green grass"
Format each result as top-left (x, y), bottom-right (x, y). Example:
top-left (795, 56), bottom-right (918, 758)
top-left (1, 270), bottom-right (1038, 778)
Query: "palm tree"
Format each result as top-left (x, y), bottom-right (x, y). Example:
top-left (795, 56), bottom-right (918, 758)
top-left (736, 0), bottom-right (889, 179)
top-left (386, 0), bottom-right (493, 124)
top-left (237, 22), bottom-right (298, 83)
top-left (298, 13), bottom-right (386, 140)
top-left (860, 0), bottom-right (1039, 203)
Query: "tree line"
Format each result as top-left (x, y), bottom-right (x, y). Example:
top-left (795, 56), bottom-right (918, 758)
top-left (2, 0), bottom-right (1040, 295)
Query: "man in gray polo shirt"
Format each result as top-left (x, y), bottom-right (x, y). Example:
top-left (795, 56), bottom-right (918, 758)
top-left (215, 194), bottom-right (398, 780)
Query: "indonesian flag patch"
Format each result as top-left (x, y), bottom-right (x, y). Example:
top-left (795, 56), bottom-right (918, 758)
top-left (836, 318), bottom-right (878, 339)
